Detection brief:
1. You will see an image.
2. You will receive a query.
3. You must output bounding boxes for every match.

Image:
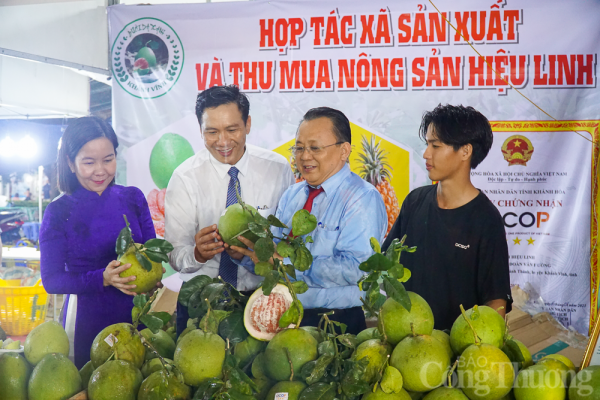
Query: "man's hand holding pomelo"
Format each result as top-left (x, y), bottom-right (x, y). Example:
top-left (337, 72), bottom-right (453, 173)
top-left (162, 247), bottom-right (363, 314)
top-left (194, 224), bottom-right (225, 263)
top-left (229, 236), bottom-right (283, 265)
top-left (103, 260), bottom-right (137, 296)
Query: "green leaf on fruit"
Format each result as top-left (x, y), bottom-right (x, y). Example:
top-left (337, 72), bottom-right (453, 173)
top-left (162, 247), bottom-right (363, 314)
top-left (383, 276), bottom-right (411, 312)
top-left (398, 268), bottom-right (411, 283)
top-left (305, 235), bottom-right (314, 243)
top-left (276, 240), bottom-right (295, 258)
top-left (299, 382), bottom-right (336, 400)
top-left (318, 341), bottom-right (335, 356)
top-left (254, 262), bottom-right (272, 277)
top-left (291, 209), bottom-right (318, 237)
top-left (131, 306), bottom-right (142, 323)
top-left (219, 310), bottom-right (249, 345)
top-left (293, 246), bottom-right (313, 271)
top-left (135, 251), bottom-right (153, 272)
top-left (370, 237), bottom-right (382, 253)
top-left (144, 238), bottom-right (174, 254)
top-left (278, 303), bottom-right (298, 328)
top-left (337, 334), bottom-right (358, 348)
top-left (178, 275), bottom-right (213, 307)
top-left (133, 294), bottom-right (148, 308)
top-left (292, 280), bottom-right (309, 294)
top-left (140, 314), bottom-right (164, 334)
top-left (261, 270), bottom-right (280, 296)
top-left (248, 222), bottom-right (268, 238)
top-left (305, 355), bottom-right (334, 386)
top-left (254, 238), bottom-right (275, 262)
top-left (148, 312), bottom-right (171, 326)
top-left (282, 263), bottom-right (296, 280)
top-left (267, 214), bottom-right (288, 228)
top-left (200, 309), bottom-right (232, 334)
top-left (143, 250), bottom-right (169, 264)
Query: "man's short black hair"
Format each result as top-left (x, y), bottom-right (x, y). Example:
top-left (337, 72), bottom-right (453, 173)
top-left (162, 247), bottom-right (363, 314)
top-left (300, 107), bottom-right (351, 144)
top-left (419, 104), bottom-right (493, 169)
top-left (195, 85), bottom-right (250, 126)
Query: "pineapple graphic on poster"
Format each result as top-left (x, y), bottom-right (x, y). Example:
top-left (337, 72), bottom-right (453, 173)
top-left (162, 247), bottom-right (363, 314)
top-left (273, 122), bottom-right (410, 235)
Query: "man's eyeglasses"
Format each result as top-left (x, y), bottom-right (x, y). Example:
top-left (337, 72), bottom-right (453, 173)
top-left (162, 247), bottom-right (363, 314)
top-left (290, 142), bottom-right (344, 156)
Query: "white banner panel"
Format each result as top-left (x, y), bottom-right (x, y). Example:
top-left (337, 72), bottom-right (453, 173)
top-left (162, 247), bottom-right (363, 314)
top-left (108, 0), bottom-right (600, 333)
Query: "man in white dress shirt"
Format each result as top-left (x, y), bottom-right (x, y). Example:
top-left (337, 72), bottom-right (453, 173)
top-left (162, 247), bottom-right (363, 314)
top-left (165, 85), bottom-right (294, 334)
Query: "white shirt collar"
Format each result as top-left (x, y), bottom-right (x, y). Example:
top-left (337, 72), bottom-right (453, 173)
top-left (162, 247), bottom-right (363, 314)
top-left (209, 146), bottom-right (249, 179)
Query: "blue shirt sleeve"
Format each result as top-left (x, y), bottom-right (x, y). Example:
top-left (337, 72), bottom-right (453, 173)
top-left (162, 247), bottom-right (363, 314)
top-left (300, 190), bottom-right (387, 288)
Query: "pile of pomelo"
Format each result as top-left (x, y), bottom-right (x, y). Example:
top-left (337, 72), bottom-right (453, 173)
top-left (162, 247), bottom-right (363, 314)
top-left (1, 285), bottom-right (595, 400)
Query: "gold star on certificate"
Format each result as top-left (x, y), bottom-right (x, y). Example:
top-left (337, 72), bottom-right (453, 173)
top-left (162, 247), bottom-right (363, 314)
top-left (513, 140), bottom-right (522, 147)
top-left (527, 237), bottom-right (535, 245)
top-left (513, 237), bottom-right (521, 245)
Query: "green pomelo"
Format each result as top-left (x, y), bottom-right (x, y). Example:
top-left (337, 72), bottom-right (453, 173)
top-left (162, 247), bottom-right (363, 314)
top-left (380, 292), bottom-right (435, 345)
top-left (457, 343), bottom-right (514, 400)
top-left (390, 334), bottom-right (450, 393)
top-left (0, 353), bottom-right (31, 400)
top-left (266, 381), bottom-right (307, 400)
top-left (141, 328), bottom-right (176, 360)
top-left (138, 370), bottom-right (191, 400)
top-left (118, 246), bottom-right (163, 294)
top-left (173, 329), bottom-right (225, 386)
top-left (166, 326), bottom-right (177, 342)
top-left (502, 339), bottom-right (532, 371)
top-left (537, 357), bottom-right (574, 386)
top-left (357, 327), bottom-right (382, 344)
top-left (569, 366), bottom-right (600, 400)
top-left (28, 353), bottom-right (82, 400)
top-left (432, 330), bottom-right (454, 361)
top-left (88, 360), bottom-right (143, 400)
top-left (354, 339), bottom-right (392, 383)
top-left (252, 352), bottom-right (269, 380)
top-left (362, 387), bottom-right (412, 400)
top-left (381, 365), bottom-right (404, 394)
top-left (24, 320), bottom-right (70, 365)
top-left (244, 284), bottom-right (294, 341)
top-left (137, 46), bottom-right (157, 68)
top-left (79, 361), bottom-right (95, 390)
top-left (234, 335), bottom-right (267, 367)
top-left (149, 133), bottom-right (195, 189)
top-left (450, 306), bottom-right (505, 356)
top-left (264, 328), bottom-right (319, 382)
top-left (90, 323), bottom-right (145, 369)
top-left (514, 364), bottom-right (566, 400)
top-left (2, 339), bottom-right (20, 349)
top-left (423, 387), bottom-right (469, 399)
top-left (407, 391), bottom-right (427, 400)
top-left (177, 326), bottom-right (196, 343)
top-left (542, 354), bottom-right (575, 371)
top-left (253, 377), bottom-right (274, 400)
top-left (300, 326), bottom-right (326, 343)
top-left (141, 357), bottom-right (175, 378)
top-left (219, 203), bottom-right (260, 248)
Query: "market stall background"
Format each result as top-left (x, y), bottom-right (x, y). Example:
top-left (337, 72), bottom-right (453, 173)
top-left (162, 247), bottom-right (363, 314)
top-left (107, 0), bottom-right (600, 335)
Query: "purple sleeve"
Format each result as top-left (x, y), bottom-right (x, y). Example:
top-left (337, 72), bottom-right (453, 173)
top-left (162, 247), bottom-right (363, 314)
top-left (133, 187), bottom-right (156, 243)
top-left (39, 201), bottom-right (105, 295)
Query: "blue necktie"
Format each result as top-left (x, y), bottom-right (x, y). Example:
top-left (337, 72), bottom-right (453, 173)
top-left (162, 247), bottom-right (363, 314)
top-left (219, 166), bottom-right (240, 287)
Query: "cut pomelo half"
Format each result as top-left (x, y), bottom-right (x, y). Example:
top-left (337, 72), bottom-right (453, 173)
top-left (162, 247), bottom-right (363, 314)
top-left (133, 57), bottom-right (149, 70)
top-left (243, 284), bottom-right (293, 341)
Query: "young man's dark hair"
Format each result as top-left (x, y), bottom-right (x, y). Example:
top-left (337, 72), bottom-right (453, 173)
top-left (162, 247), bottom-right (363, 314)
top-left (195, 85), bottom-right (250, 126)
top-left (301, 106), bottom-right (352, 144)
top-left (57, 116), bottom-right (119, 195)
top-left (419, 104), bottom-right (493, 168)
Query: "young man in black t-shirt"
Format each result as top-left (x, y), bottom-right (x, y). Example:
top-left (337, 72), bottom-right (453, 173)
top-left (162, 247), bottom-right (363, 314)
top-left (383, 104), bottom-right (512, 331)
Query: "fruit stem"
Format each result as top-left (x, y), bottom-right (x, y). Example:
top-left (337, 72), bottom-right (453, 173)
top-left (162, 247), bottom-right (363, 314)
top-left (284, 347), bottom-right (294, 381)
top-left (133, 291), bottom-right (159, 328)
top-left (447, 360), bottom-right (458, 388)
top-left (377, 307), bottom-right (388, 344)
top-left (137, 331), bottom-right (172, 377)
top-left (279, 264), bottom-right (303, 328)
top-left (203, 299), bottom-right (211, 333)
top-left (460, 304), bottom-right (480, 345)
top-left (410, 322), bottom-right (416, 337)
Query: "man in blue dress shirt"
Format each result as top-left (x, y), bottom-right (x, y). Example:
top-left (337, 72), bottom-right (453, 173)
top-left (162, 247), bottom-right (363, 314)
top-left (232, 107), bottom-right (387, 334)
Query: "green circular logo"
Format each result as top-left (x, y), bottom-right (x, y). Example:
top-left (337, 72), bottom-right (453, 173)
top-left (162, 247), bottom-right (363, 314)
top-left (111, 18), bottom-right (184, 99)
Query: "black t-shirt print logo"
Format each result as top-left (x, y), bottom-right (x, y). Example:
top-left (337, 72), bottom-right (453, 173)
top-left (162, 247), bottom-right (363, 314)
top-left (455, 243), bottom-right (470, 249)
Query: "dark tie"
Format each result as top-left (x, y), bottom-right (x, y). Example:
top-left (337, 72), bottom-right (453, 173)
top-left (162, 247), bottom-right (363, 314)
top-left (290, 186), bottom-right (324, 237)
top-left (219, 167), bottom-right (241, 287)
